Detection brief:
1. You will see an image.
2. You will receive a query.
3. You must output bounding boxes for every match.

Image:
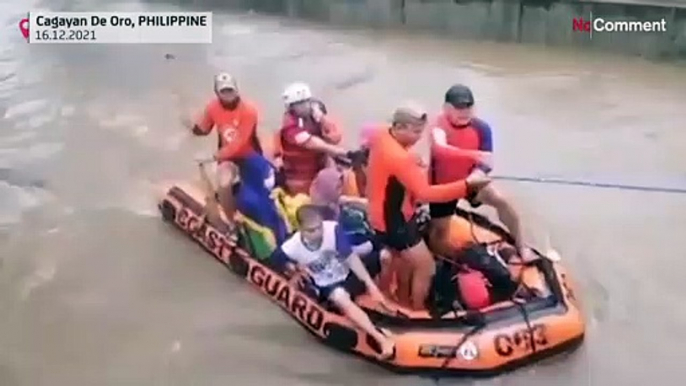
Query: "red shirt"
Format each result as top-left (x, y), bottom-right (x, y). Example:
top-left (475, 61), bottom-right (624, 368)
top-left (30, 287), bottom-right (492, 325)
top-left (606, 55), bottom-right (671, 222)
top-left (429, 114), bottom-right (493, 184)
top-left (278, 101), bottom-right (341, 194)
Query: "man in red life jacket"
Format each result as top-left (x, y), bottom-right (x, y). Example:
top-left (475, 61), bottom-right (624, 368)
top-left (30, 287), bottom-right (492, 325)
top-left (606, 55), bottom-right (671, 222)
top-left (428, 84), bottom-right (535, 262)
top-left (277, 82), bottom-right (352, 195)
top-left (183, 72), bottom-right (263, 222)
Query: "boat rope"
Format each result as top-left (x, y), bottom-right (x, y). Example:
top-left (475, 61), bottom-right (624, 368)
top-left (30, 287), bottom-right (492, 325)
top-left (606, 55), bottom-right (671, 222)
top-left (492, 174), bottom-right (686, 194)
top-left (437, 318), bottom-right (487, 374)
top-left (466, 210), bottom-right (538, 354)
top-left (514, 297), bottom-right (537, 355)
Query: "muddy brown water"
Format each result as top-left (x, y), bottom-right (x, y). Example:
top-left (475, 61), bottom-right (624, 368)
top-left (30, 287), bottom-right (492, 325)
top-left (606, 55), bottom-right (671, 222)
top-left (1, 2), bottom-right (686, 385)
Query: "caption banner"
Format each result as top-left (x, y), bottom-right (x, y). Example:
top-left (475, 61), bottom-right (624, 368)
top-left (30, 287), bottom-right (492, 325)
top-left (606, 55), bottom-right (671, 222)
top-left (28, 12), bottom-right (213, 44)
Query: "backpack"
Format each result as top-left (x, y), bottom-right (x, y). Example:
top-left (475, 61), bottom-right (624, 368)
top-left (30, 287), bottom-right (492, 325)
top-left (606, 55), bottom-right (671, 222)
top-left (429, 260), bottom-right (492, 313)
top-left (338, 203), bottom-right (374, 246)
top-left (455, 268), bottom-right (491, 310)
top-left (459, 244), bottom-right (519, 301)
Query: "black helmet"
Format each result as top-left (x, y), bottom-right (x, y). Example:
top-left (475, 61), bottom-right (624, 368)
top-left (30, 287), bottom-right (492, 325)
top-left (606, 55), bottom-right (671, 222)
top-left (444, 84), bottom-right (474, 107)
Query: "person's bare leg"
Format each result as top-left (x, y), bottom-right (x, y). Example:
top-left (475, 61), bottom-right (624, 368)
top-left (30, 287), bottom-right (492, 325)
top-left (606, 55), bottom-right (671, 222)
top-left (427, 217), bottom-right (454, 258)
top-left (477, 185), bottom-right (534, 261)
top-left (401, 241), bottom-right (436, 310)
top-left (196, 162), bottom-right (221, 228)
top-left (376, 249), bottom-right (394, 294)
top-left (216, 163), bottom-right (237, 221)
top-left (328, 288), bottom-right (395, 358)
top-left (393, 256), bottom-right (412, 305)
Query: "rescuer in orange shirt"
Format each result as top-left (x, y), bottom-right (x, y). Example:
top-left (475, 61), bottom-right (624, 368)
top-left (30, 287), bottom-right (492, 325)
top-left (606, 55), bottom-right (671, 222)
top-left (366, 103), bottom-right (491, 310)
top-left (183, 73), bottom-right (263, 220)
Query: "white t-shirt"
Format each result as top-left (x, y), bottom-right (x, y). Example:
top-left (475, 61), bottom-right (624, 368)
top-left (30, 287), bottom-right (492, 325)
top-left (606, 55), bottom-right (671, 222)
top-left (280, 221), bottom-right (351, 287)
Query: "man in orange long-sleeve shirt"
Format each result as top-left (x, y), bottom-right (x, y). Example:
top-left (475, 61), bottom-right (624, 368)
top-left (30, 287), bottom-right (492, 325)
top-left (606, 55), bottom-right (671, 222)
top-left (184, 73), bottom-right (263, 219)
top-left (367, 103), bottom-right (491, 310)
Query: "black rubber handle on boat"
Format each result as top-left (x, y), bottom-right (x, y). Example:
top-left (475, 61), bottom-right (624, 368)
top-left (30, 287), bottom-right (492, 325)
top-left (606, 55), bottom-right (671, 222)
top-left (438, 321), bottom-right (487, 372)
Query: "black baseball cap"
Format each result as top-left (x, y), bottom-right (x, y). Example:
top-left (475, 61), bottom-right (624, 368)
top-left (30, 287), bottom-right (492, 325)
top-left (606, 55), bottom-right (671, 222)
top-left (445, 84), bottom-right (474, 107)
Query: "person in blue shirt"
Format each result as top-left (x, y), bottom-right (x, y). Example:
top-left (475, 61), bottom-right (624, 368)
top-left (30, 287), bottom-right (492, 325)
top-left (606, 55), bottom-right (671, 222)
top-left (272, 205), bottom-right (395, 360)
top-left (233, 153), bottom-right (288, 259)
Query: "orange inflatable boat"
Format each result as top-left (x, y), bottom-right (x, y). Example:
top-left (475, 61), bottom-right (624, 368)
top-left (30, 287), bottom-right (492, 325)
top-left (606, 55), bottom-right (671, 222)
top-left (158, 182), bottom-right (585, 377)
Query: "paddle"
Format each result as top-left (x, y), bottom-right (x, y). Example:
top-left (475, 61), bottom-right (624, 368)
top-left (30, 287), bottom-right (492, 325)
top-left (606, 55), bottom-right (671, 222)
top-left (194, 157), bottom-right (222, 226)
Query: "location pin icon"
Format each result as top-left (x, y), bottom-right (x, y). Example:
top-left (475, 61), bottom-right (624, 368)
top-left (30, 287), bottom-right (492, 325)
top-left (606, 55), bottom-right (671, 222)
top-left (19, 18), bottom-right (29, 39)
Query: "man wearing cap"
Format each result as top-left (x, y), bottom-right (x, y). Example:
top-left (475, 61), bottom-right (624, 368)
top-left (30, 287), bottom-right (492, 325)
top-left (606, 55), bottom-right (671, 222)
top-left (428, 84), bottom-right (534, 261)
top-left (366, 102), bottom-right (491, 310)
top-left (184, 72), bottom-right (263, 221)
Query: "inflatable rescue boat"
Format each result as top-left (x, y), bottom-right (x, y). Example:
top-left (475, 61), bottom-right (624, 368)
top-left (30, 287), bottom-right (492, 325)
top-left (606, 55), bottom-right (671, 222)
top-left (158, 181), bottom-right (585, 376)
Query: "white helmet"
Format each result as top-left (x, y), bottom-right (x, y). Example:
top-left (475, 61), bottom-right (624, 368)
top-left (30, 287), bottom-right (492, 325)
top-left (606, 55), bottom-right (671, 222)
top-left (282, 82), bottom-right (312, 107)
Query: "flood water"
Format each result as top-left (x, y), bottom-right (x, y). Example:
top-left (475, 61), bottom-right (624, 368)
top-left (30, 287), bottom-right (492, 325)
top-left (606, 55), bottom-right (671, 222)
top-left (1, 1), bottom-right (686, 385)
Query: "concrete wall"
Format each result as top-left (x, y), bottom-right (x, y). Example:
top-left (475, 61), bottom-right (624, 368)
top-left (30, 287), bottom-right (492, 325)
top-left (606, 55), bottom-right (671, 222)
top-left (232, 0), bottom-right (686, 61)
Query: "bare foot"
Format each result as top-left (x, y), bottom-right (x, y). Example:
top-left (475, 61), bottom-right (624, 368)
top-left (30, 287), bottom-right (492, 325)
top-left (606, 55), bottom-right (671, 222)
top-left (519, 247), bottom-right (539, 263)
top-left (377, 329), bottom-right (396, 361)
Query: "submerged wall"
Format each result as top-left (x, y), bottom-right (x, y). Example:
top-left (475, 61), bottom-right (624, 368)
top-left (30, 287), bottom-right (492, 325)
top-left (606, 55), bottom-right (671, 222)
top-left (230, 0), bottom-right (686, 61)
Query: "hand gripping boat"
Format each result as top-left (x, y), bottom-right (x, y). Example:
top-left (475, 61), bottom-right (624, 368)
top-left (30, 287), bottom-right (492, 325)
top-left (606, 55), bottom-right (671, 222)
top-left (157, 181), bottom-right (585, 377)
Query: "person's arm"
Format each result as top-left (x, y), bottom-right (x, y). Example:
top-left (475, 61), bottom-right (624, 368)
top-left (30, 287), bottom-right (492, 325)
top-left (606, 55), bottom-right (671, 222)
top-left (430, 127), bottom-right (492, 167)
top-left (303, 136), bottom-right (348, 157)
top-left (272, 238), bottom-right (300, 276)
top-left (215, 105), bottom-right (259, 161)
top-left (189, 105), bottom-right (215, 136)
top-left (348, 253), bottom-right (379, 290)
top-left (335, 224), bottom-right (378, 291)
top-left (283, 123), bottom-right (348, 158)
top-left (339, 195), bottom-right (368, 207)
top-left (351, 241), bottom-right (374, 257)
top-left (311, 100), bottom-right (342, 145)
top-left (474, 120), bottom-right (494, 171)
top-left (320, 115), bottom-right (342, 144)
top-left (390, 152), bottom-right (469, 202)
top-left (271, 246), bottom-right (293, 272)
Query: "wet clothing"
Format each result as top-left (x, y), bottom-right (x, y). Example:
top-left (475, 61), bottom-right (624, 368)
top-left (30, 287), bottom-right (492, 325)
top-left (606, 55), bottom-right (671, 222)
top-left (429, 115), bottom-right (493, 218)
top-left (234, 154), bottom-right (288, 260)
top-left (278, 99), bottom-right (341, 195)
top-left (272, 219), bottom-right (381, 302)
top-left (430, 114), bottom-right (493, 183)
top-left (309, 168), bottom-right (377, 257)
top-left (195, 97), bottom-right (262, 161)
top-left (277, 221), bottom-right (351, 288)
top-left (366, 128), bottom-right (469, 251)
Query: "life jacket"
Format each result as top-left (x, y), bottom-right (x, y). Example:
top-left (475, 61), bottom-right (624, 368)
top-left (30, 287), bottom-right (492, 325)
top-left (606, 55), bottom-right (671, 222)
top-left (430, 114), bottom-right (490, 184)
top-left (278, 100), bottom-right (330, 194)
